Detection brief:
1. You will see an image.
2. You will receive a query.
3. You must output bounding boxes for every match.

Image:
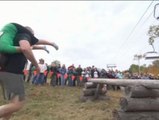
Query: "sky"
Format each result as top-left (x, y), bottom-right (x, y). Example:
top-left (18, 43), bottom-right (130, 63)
top-left (0, 1), bottom-right (159, 71)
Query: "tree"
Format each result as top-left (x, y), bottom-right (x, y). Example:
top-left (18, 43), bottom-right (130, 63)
top-left (148, 25), bottom-right (159, 45)
top-left (129, 64), bottom-right (147, 75)
top-left (51, 60), bottom-right (61, 67)
top-left (129, 64), bottom-right (139, 74)
top-left (147, 60), bottom-right (159, 77)
top-left (152, 60), bottom-right (159, 68)
top-left (134, 54), bottom-right (143, 74)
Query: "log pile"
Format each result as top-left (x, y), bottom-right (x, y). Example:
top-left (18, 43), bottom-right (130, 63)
top-left (80, 82), bottom-right (108, 102)
top-left (88, 79), bottom-right (159, 120)
top-left (113, 85), bottom-right (159, 120)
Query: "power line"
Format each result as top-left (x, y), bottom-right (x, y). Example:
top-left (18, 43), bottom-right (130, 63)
top-left (123, 9), bottom-right (155, 57)
top-left (137, 10), bottom-right (156, 54)
top-left (141, 9), bottom-right (154, 26)
top-left (111, 0), bottom-right (155, 62)
top-left (128, 2), bottom-right (158, 60)
top-left (120, 0), bottom-right (154, 49)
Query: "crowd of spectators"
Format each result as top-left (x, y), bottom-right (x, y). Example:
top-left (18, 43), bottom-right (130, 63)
top-left (23, 59), bottom-right (157, 90)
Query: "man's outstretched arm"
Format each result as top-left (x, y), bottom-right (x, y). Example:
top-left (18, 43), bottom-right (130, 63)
top-left (19, 40), bottom-right (40, 73)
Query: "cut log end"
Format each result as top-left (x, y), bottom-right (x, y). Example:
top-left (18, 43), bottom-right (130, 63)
top-left (124, 86), bottom-right (159, 98)
top-left (113, 110), bottom-right (159, 120)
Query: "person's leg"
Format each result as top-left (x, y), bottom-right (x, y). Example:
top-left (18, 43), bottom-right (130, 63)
top-left (0, 72), bottom-right (25, 120)
top-left (68, 76), bottom-right (71, 86)
top-left (0, 95), bottom-right (25, 120)
top-left (61, 75), bottom-right (65, 86)
top-left (58, 77), bottom-right (60, 86)
top-left (56, 76), bottom-right (58, 86)
top-left (27, 70), bottom-right (32, 83)
top-left (37, 74), bottom-right (42, 85)
top-left (32, 45), bottom-right (49, 53)
top-left (68, 76), bottom-right (73, 86)
top-left (65, 77), bottom-right (68, 86)
top-left (76, 76), bottom-right (80, 86)
top-left (40, 74), bottom-right (45, 85)
top-left (32, 75), bottom-right (37, 84)
top-left (33, 74), bottom-right (39, 85)
top-left (50, 75), bottom-right (56, 86)
top-left (44, 74), bottom-right (48, 84)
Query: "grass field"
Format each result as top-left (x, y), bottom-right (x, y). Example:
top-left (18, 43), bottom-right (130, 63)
top-left (0, 84), bottom-right (123, 120)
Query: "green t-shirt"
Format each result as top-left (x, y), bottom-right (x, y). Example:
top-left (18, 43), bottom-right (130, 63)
top-left (0, 23), bottom-right (38, 53)
top-left (0, 23), bottom-right (17, 53)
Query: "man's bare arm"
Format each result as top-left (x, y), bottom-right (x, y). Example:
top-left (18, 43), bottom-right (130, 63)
top-left (19, 40), bottom-right (40, 73)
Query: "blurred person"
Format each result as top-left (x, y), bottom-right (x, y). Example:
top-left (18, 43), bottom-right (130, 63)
top-left (85, 67), bottom-right (91, 81)
top-left (50, 63), bottom-right (58, 86)
top-left (44, 63), bottom-right (50, 84)
top-left (32, 59), bottom-right (47, 85)
top-left (56, 64), bottom-right (61, 86)
top-left (67, 65), bottom-right (74, 86)
top-left (59, 64), bottom-right (67, 86)
top-left (26, 63), bottom-right (34, 83)
top-left (81, 68), bottom-right (86, 84)
top-left (0, 22), bottom-right (59, 120)
top-left (90, 65), bottom-right (95, 78)
top-left (94, 68), bottom-right (99, 78)
top-left (76, 65), bottom-right (83, 86)
top-left (72, 67), bottom-right (77, 86)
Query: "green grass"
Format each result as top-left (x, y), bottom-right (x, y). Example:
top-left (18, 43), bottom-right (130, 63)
top-left (0, 84), bottom-right (123, 120)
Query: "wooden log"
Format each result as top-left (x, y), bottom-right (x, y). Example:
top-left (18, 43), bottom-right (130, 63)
top-left (113, 109), bottom-right (159, 120)
top-left (84, 82), bottom-right (97, 89)
top-left (120, 97), bottom-right (159, 112)
top-left (124, 86), bottom-right (159, 98)
top-left (89, 78), bottom-right (159, 89)
top-left (83, 88), bottom-right (96, 96)
top-left (80, 95), bottom-right (110, 102)
top-left (83, 87), bottom-right (107, 96)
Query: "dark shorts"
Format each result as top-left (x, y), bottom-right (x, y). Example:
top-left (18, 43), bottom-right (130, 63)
top-left (0, 72), bottom-right (25, 101)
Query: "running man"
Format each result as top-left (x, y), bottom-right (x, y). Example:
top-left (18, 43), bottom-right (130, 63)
top-left (0, 22), bottom-right (59, 120)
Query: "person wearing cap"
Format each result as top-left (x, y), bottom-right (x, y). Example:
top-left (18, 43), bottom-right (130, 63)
top-left (32, 58), bottom-right (47, 85)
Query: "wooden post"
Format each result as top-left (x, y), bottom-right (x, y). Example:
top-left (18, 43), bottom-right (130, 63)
top-left (80, 82), bottom-right (108, 102)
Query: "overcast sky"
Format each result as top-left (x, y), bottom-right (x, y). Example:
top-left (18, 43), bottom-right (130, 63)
top-left (0, 1), bottom-right (159, 71)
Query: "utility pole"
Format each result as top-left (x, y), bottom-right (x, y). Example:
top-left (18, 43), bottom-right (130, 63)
top-left (134, 54), bottom-right (143, 76)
